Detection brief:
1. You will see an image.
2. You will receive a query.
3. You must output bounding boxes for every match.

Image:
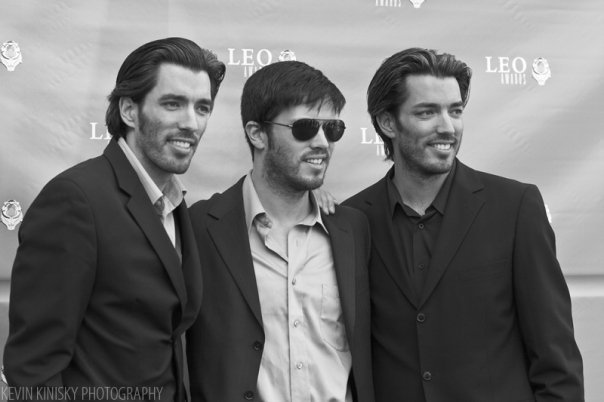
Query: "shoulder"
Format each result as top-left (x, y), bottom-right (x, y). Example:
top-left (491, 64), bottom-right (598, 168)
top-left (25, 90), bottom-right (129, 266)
top-left (343, 175), bottom-right (388, 211)
top-left (189, 178), bottom-right (245, 218)
top-left (326, 205), bottom-right (371, 241)
top-left (332, 204), bottom-right (368, 225)
top-left (472, 167), bottom-right (531, 191)
top-left (458, 162), bottom-right (537, 199)
top-left (32, 155), bottom-right (111, 204)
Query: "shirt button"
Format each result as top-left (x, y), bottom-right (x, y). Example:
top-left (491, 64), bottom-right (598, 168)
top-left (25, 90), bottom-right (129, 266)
top-left (418, 223), bottom-right (425, 230)
top-left (296, 362), bottom-right (303, 370)
top-left (423, 371), bottom-right (432, 381)
top-left (418, 263), bottom-right (425, 271)
top-left (253, 341), bottom-right (263, 351)
top-left (243, 390), bottom-right (255, 400)
top-left (417, 313), bottom-right (426, 323)
top-left (292, 277), bottom-right (297, 285)
top-left (293, 320), bottom-right (300, 327)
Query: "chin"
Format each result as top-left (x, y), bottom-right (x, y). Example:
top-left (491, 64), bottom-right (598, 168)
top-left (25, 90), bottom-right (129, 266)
top-left (290, 176), bottom-right (324, 192)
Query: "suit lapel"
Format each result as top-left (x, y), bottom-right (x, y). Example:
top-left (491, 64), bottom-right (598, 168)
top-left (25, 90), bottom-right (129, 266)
top-left (205, 179), bottom-right (263, 326)
top-left (419, 162), bottom-right (485, 307)
top-left (322, 212), bottom-right (356, 344)
top-left (364, 176), bottom-right (420, 308)
top-left (103, 140), bottom-right (188, 308)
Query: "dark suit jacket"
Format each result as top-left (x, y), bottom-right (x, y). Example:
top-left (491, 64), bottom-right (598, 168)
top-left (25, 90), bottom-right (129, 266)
top-left (344, 160), bottom-right (584, 402)
top-left (186, 177), bottom-right (374, 402)
top-left (3, 139), bottom-right (202, 402)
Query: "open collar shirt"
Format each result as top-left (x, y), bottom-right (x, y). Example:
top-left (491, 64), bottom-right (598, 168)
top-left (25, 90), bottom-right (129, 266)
top-left (242, 174), bottom-right (352, 402)
top-left (118, 138), bottom-right (185, 253)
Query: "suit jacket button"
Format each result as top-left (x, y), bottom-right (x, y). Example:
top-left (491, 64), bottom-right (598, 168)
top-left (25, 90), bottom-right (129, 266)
top-left (416, 313), bottom-right (426, 323)
top-left (423, 371), bottom-right (432, 381)
top-left (253, 341), bottom-right (263, 351)
top-left (243, 391), bottom-right (255, 400)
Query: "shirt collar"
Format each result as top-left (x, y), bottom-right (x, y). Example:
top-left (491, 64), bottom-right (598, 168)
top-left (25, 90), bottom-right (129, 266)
top-left (242, 173), bottom-right (327, 234)
top-left (117, 137), bottom-right (186, 215)
top-left (387, 160), bottom-right (457, 216)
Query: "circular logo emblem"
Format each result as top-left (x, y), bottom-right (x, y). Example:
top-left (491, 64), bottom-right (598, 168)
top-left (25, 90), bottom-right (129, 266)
top-left (1, 41), bottom-right (23, 72)
top-left (531, 57), bottom-right (551, 86)
top-left (1, 200), bottom-right (24, 230)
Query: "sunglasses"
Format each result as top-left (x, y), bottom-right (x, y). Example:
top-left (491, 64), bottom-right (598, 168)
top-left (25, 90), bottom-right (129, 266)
top-left (264, 118), bottom-right (346, 142)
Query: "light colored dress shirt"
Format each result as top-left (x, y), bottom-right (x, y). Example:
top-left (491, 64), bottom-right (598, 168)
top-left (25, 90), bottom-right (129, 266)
top-left (242, 174), bottom-right (353, 402)
top-left (117, 138), bottom-right (185, 249)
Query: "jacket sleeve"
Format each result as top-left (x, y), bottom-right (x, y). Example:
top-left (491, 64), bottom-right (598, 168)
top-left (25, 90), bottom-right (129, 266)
top-left (3, 177), bottom-right (97, 388)
top-left (513, 184), bottom-right (584, 401)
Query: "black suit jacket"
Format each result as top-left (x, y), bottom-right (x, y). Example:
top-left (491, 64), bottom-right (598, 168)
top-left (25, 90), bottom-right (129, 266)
top-left (344, 160), bottom-right (584, 402)
top-left (186, 177), bottom-right (374, 402)
top-left (4, 139), bottom-right (202, 402)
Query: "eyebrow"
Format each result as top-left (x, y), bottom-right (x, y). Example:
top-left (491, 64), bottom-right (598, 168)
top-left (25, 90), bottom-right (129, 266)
top-left (413, 101), bottom-right (465, 108)
top-left (158, 94), bottom-right (213, 105)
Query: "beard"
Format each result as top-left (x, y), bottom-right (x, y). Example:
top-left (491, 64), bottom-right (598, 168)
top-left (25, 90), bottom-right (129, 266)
top-left (136, 110), bottom-right (196, 175)
top-left (263, 136), bottom-right (328, 193)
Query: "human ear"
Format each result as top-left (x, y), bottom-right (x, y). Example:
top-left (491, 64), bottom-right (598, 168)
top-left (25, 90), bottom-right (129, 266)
top-left (119, 97), bottom-right (139, 129)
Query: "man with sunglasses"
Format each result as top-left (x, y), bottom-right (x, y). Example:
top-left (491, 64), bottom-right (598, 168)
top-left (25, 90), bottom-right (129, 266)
top-left (344, 48), bottom-right (583, 401)
top-left (186, 60), bottom-right (374, 402)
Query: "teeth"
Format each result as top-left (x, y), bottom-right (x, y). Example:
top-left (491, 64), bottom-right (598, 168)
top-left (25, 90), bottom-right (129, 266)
top-left (433, 143), bottom-right (451, 151)
top-left (306, 158), bottom-right (323, 165)
top-left (171, 140), bottom-right (191, 149)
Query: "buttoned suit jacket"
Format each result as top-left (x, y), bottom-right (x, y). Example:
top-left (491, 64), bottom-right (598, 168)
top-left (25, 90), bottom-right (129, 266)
top-left (3, 139), bottom-right (202, 402)
top-left (343, 160), bottom-right (584, 402)
top-left (186, 177), bottom-right (374, 402)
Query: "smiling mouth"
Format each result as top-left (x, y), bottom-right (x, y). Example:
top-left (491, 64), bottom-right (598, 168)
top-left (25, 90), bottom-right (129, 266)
top-left (431, 143), bottom-right (453, 151)
top-left (170, 140), bottom-right (194, 150)
top-left (305, 158), bottom-right (325, 165)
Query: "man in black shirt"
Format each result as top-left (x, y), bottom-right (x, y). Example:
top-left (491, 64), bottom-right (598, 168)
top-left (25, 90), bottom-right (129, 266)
top-left (345, 47), bottom-right (584, 402)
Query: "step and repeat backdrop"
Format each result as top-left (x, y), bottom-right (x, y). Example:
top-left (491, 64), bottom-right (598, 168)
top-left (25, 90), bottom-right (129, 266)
top-left (1, 0), bottom-right (603, 398)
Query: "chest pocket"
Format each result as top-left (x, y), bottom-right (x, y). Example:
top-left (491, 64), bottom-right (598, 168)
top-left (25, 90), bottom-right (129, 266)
top-left (320, 284), bottom-right (349, 351)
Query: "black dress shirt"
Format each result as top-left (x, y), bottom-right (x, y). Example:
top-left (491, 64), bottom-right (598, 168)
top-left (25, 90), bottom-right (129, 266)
top-left (386, 163), bottom-right (457, 303)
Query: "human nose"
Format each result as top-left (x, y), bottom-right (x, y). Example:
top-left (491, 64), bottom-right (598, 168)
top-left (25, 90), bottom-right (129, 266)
top-left (436, 111), bottom-right (455, 134)
top-left (178, 105), bottom-right (200, 132)
top-left (309, 124), bottom-right (330, 148)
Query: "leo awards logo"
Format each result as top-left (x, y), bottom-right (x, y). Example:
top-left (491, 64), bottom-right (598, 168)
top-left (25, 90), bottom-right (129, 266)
top-left (89, 122), bottom-right (111, 140)
top-left (485, 56), bottom-right (552, 86)
top-left (227, 48), bottom-right (296, 78)
top-left (375, 0), bottom-right (425, 8)
top-left (360, 127), bottom-right (386, 156)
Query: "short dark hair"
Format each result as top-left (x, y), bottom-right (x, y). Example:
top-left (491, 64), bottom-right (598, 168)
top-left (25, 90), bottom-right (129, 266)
top-left (367, 48), bottom-right (472, 160)
top-left (240, 60), bottom-right (345, 155)
top-left (105, 37), bottom-right (225, 138)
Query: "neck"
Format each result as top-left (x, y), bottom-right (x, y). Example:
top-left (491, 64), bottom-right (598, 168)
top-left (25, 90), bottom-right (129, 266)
top-left (392, 160), bottom-right (449, 215)
top-left (124, 135), bottom-right (171, 191)
top-left (250, 169), bottom-right (312, 227)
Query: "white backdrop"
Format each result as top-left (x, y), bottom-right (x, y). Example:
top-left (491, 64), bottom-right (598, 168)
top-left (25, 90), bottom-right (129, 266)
top-left (1, 0), bottom-right (603, 399)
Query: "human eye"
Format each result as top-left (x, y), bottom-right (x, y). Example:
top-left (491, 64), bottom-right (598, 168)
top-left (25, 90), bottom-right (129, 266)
top-left (163, 100), bottom-right (181, 110)
top-left (450, 107), bottom-right (464, 117)
top-left (196, 103), bottom-right (212, 115)
top-left (415, 109), bottom-right (434, 118)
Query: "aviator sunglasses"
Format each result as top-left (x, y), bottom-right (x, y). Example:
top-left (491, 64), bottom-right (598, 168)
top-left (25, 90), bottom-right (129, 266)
top-left (264, 118), bottom-right (346, 142)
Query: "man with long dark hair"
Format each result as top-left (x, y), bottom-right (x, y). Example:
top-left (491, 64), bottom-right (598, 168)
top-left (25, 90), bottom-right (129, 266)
top-left (4, 37), bottom-right (225, 401)
top-left (345, 48), bottom-right (584, 402)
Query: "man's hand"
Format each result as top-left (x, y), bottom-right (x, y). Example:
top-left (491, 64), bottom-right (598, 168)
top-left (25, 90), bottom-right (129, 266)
top-left (313, 188), bottom-right (338, 215)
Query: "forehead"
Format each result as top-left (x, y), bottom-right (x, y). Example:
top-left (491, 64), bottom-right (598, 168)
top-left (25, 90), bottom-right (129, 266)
top-left (276, 101), bottom-right (339, 120)
top-left (149, 63), bottom-right (211, 99)
top-left (402, 75), bottom-right (462, 106)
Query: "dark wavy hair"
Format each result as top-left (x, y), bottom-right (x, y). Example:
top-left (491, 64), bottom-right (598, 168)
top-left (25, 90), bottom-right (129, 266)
top-left (105, 37), bottom-right (225, 138)
top-left (367, 48), bottom-right (472, 160)
top-left (240, 60), bottom-right (345, 156)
